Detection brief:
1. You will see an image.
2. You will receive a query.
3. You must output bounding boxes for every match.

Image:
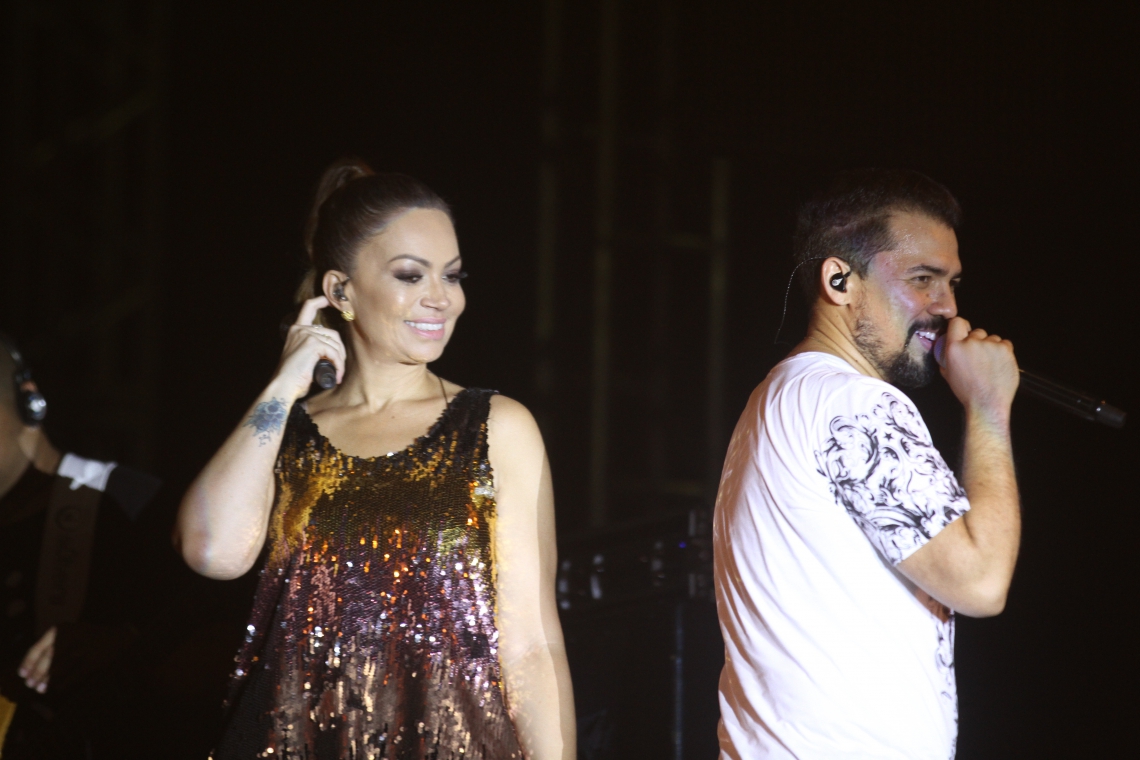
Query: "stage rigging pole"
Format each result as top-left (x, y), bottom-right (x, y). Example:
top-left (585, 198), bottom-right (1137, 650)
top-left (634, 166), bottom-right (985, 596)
top-left (589, 0), bottom-right (620, 528)
top-left (534, 0), bottom-right (563, 438)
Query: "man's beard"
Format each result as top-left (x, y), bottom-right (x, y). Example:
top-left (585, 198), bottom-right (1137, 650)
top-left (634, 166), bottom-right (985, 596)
top-left (853, 315), bottom-right (944, 388)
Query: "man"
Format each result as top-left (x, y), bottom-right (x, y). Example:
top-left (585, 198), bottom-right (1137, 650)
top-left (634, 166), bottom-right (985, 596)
top-left (0, 332), bottom-right (160, 758)
top-left (713, 170), bottom-right (1020, 759)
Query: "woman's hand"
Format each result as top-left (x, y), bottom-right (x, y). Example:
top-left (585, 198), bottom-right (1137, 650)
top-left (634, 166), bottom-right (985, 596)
top-left (274, 296), bottom-right (347, 401)
top-left (174, 297), bottom-right (345, 580)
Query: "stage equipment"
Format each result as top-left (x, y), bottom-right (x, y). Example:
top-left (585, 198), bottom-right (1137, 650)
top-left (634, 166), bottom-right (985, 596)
top-left (558, 509), bottom-right (720, 760)
top-left (934, 336), bottom-right (1126, 428)
top-left (535, 2), bottom-right (734, 752)
top-left (6, 2), bottom-right (169, 466)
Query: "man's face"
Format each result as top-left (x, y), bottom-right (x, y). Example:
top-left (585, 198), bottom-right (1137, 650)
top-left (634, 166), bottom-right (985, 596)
top-left (852, 211), bottom-right (961, 388)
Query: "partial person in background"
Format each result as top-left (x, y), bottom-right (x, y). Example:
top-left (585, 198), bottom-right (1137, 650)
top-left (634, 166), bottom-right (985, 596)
top-left (713, 170), bottom-right (1022, 759)
top-left (0, 331), bottom-right (161, 759)
top-left (175, 159), bottom-right (575, 759)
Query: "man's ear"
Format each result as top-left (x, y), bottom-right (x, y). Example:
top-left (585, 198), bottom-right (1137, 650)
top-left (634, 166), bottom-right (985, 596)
top-left (818, 257), bottom-right (855, 306)
top-left (320, 270), bottom-right (352, 308)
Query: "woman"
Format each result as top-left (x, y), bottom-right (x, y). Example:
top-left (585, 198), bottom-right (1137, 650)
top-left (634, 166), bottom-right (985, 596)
top-left (175, 159), bottom-right (575, 759)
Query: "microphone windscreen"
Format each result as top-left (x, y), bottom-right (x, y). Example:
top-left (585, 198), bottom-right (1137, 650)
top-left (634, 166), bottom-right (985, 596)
top-left (933, 335), bottom-right (947, 367)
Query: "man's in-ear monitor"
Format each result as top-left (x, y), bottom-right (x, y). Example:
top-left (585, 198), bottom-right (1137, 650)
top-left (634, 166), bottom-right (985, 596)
top-left (829, 269), bottom-right (851, 293)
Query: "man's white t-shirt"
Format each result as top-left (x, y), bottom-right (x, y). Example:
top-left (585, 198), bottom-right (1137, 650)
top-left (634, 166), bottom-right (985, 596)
top-left (714, 352), bottom-right (970, 760)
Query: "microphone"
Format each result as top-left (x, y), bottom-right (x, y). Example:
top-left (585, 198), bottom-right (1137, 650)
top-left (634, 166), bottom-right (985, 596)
top-left (933, 336), bottom-right (1126, 429)
top-left (278, 311), bottom-right (339, 391)
top-left (1017, 370), bottom-right (1126, 429)
top-left (313, 359), bottom-right (337, 390)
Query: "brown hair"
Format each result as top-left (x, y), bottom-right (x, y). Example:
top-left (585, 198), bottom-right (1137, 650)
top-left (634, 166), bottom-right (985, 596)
top-left (793, 168), bottom-right (961, 303)
top-left (298, 158), bottom-right (453, 326)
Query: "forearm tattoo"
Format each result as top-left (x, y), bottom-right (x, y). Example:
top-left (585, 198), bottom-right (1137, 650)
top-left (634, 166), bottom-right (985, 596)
top-left (245, 398), bottom-right (288, 445)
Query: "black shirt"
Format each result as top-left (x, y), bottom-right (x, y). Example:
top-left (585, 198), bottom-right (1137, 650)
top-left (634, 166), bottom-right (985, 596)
top-left (0, 460), bottom-right (159, 759)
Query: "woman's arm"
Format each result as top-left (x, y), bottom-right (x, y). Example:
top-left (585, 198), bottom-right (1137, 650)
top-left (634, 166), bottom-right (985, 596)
top-left (488, 395), bottom-right (576, 760)
top-left (173, 297), bottom-right (346, 580)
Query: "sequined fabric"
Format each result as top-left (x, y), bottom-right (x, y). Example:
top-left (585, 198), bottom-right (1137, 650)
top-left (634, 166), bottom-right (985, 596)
top-left (213, 388), bottom-right (523, 760)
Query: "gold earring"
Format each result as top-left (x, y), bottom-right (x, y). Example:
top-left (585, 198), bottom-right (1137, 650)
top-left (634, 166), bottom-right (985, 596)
top-left (341, 310), bottom-right (355, 322)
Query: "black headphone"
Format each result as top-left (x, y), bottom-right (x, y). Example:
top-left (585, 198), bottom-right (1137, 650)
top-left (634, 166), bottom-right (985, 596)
top-left (829, 269), bottom-right (852, 293)
top-left (0, 331), bottom-right (48, 426)
top-left (774, 257), bottom-right (855, 345)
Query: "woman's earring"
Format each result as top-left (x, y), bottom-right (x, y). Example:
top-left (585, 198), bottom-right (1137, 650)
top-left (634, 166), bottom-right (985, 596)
top-left (341, 310), bottom-right (355, 322)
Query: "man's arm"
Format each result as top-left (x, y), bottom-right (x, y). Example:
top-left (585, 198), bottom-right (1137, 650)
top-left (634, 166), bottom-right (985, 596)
top-left (898, 317), bottom-right (1021, 617)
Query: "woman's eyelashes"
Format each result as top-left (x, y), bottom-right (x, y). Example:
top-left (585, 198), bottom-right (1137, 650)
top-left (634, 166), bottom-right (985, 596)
top-left (392, 269), bottom-right (467, 284)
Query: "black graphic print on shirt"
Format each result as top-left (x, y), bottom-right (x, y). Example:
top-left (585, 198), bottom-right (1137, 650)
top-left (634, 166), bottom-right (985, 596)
top-left (815, 391), bottom-right (969, 566)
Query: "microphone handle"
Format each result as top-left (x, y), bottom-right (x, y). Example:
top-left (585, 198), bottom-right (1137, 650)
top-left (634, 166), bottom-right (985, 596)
top-left (933, 335), bottom-right (1125, 428)
top-left (1017, 369), bottom-right (1126, 429)
top-left (313, 359), bottom-right (337, 390)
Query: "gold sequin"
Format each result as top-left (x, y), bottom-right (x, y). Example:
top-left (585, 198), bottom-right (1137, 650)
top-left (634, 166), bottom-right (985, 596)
top-left (214, 389), bottom-right (523, 760)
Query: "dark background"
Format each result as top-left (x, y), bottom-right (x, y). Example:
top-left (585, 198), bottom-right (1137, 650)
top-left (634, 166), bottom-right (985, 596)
top-left (4, 1), bottom-right (1137, 756)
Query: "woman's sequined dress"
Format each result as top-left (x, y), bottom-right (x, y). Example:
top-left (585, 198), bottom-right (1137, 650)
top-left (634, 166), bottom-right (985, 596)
top-left (213, 388), bottom-right (524, 760)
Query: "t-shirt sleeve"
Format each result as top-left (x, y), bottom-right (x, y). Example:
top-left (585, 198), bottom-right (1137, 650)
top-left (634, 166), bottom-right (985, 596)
top-left (814, 382), bottom-right (969, 565)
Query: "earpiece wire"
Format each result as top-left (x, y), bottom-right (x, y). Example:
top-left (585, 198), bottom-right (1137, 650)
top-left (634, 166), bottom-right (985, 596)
top-left (773, 257), bottom-right (826, 346)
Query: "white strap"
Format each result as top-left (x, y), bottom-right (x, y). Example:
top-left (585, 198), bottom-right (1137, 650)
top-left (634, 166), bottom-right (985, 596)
top-left (57, 453), bottom-right (118, 492)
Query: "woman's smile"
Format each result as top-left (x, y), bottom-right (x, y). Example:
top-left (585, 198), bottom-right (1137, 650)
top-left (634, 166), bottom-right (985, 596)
top-left (405, 318), bottom-right (446, 339)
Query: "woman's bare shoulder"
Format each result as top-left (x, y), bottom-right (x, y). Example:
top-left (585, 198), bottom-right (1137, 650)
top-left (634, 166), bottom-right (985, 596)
top-left (487, 394), bottom-right (543, 449)
top-left (486, 395), bottom-right (549, 509)
top-left (488, 393), bottom-right (536, 424)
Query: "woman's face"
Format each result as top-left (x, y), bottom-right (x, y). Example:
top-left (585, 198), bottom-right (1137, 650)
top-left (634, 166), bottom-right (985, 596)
top-left (336, 208), bottom-right (466, 366)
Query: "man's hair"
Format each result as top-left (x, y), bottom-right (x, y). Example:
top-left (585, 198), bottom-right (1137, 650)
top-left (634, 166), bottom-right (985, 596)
top-left (793, 168), bottom-right (961, 302)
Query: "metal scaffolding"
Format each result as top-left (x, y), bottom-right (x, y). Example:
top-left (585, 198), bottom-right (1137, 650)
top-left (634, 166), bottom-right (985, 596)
top-left (539, 8), bottom-right (731, 751)
top-left (536, 0), bottom-right (732, 529)
top-left (3, 0), bottom-right (169, 467)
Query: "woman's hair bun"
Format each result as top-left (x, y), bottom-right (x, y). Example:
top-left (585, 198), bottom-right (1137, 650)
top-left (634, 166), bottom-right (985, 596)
top-left (303, 158), bottom-right (375, 261)
top-left (296, 157), bottom-right (451, 316)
